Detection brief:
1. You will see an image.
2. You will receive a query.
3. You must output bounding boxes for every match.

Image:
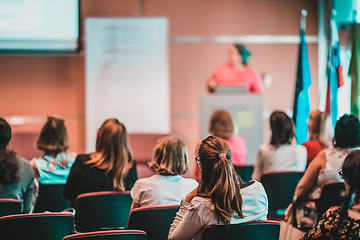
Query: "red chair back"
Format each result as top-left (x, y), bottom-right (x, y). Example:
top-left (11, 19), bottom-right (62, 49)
top-left (127, 205), bottom-right (180, 240)
top-left (0, 212), bottom-right (74, 240)
top-left (0, 199), bottom-right (21, 217)
top-left (62, 230), bottom-right (147, 240)
top-left (75, 191), bottom-right (132, 232)
top-left (201, 220), bottom-right (280, 240)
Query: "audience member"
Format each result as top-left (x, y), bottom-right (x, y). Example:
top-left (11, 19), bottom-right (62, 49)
top-left (130, 136), bottom-right (198, 210)
top-left (302, 110), bottom-right (333, 166)
top-left (252, 111), bottom-right (307, 181)
top-left (285, 114), bottom-right (360, 226)
top-left (0, 118), bottom-right (35, 213)
top-left (300, 149), bottom-right (360, 239)
top-left (168, 136), bottom-right (268, 240)
top-left (63, 118), bottom-right (137, 207)
top-left (31, 117), bottom-right (76, 184)
top-left (195, 109), bottom-right (247, 180)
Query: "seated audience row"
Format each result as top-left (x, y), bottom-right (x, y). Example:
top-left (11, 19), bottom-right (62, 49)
top-left (300, 149), bottom-right (360, 239)
top-left (252, 111), bottom-right (307, 181)
top-left (285, 114), bottom-right (360, 228)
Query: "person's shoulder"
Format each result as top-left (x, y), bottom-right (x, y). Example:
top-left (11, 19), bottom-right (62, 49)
top-left (258, 143), bottom-right (272, 153)
top-left (180, 177), bottom-right (199, 187)
top-left (323, 206), bottom-right (341, 218)
top-left (75, 154), bottom-right (91, 163)
top-left (296, 144), bottom-right (307, 153)
top-left (190, 196), bottom-right (213, 211)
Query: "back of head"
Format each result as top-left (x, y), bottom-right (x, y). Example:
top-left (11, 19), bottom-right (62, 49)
top-left (334, 114), bottom-right (360, 149)
top-left (309, 110), bottom-right (333, 147)
top-left (198, 135), bottom-right (243, 223)
top-left (37, 117), bottom-right (69, 155)
top-left (270, 111), bottom-right (295, 147)
top-left (0, 118), bottom-right (19, 184)
top-left (209, 110), bottom-right (234, 139)
top-left (149, 136), bottom-right (189, 176)
top-left (234, 44), bottom-right (251, 66)
top-left (90, 118), bottom-right (132, 191)
top-left (342, 149), bottom-right (360, 202)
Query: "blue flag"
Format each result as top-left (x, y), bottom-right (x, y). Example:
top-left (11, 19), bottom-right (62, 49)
top-left (326, 17), bottom-right (343, 128)
top-left (293, 28), bottom-right (312, 145)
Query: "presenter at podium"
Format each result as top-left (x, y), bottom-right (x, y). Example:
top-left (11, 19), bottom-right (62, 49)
top-left (208, 44), bottom-right (263, 94)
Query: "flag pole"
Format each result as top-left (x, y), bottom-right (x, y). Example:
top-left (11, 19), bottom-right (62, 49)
top-left (301, 9), bottom-right (307, 31)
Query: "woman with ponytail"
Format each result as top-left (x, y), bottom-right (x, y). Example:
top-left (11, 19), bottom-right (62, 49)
top-left (168, 136), bottom-right (268, 240)
top-left (0, 118), bottom-right (35, 213)
top-left (63, 118), bottom-right (137, 207)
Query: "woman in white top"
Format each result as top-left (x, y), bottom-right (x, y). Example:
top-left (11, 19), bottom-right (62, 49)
top-left (252, 111), bottom-right (307, 181)
top-left (168, 136), bottom-right (268, 240)
top-left (131, 136), bottom-right (198, 209)
top-left (285, 114), bottom-right (360, 223)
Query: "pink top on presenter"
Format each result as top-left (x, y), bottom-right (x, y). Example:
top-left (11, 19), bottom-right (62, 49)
top-left (212, 62), bottom-right (263, 93)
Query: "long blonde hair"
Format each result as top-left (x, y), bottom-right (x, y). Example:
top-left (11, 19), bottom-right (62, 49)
top-left (86, 118), bottom-right (133, 191)
top-left (308, 110), bottom-right (333, 148)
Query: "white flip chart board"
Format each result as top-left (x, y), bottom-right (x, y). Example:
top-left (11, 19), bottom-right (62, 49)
top-left (85, 18), bottom-right (170, 152)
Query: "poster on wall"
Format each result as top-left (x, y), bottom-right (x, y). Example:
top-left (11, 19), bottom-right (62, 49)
top-left (85, 18), bottom-right (170, 152)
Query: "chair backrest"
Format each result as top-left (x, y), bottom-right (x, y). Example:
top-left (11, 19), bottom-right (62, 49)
top-left (316, 182), bottom-right (346, 217)
top-left (0, 212), bottom-right (74, 240)
top-left (0, 199), bottom-right (21, 217)
top-left (34, 183), bottom-right (70, 213)
top-left (75, 191), bottom-right (132, 232)
top-left (260, 171), bottom-right (304, 214)
top-left (233, 165), bottom-right (254, 182)
top-left (127, 205), bottom-right (180, 240)
top-left (62, 230), bottom-right (147, 240)
top-left (201, 220), bottom-right (280, 240)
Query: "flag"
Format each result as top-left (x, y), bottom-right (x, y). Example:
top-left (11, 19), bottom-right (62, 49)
top-left (325, 17), bottom-right (344, 127)
top-left (349, 21), bottom-right (360, 118)
top-left (293, 28), bottom-right (312, 145)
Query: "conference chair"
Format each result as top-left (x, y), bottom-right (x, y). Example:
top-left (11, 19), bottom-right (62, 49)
top-left (233, 165), bottom-right (254, 182)
top-left (62, 230), bottom-right (147, 240)
top-left (260, 171), bottom-right (304, 220)
top-left (34, 183), bottom-right (70, 213)
top-left (200, 220), bottom-right (280, 240)
top-left (127, 205), bottom-right (180, 240)
top-left (0, 212), bottom-right (75, 240)
top-left (75, 191), bottom-right (132, 232)
top-left (294, 181), bottom-right (346, 228)
top-left (0, 199), bottom-right (21, 217)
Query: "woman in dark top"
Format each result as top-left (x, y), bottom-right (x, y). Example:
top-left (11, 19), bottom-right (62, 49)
top-left (300, 150), bottom-right (360, 240)
top-left (63, 118), bottom-right (137, 207)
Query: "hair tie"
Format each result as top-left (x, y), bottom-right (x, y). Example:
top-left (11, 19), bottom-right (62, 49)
top-left (218, 153), bottom-right (226, 158)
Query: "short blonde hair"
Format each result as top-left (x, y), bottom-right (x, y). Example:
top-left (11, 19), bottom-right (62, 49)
top-left (209, 110), bottom-right (234, 139)
top-left (149, 136), bottom-right (189, 176)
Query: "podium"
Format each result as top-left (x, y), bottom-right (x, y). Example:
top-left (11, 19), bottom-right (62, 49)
top-left (200, 94), bottom-right (263, 164)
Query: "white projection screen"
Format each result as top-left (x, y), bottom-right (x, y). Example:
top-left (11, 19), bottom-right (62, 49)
top-left (85, 18), bottom-right (170, 152)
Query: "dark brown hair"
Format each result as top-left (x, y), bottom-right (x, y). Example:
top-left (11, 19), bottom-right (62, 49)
top-left (87, 118), bottom-right (133, 191)
top-left (342, 149), bottom-right (360, 204)
top-left (270, 111), bottom-right (295, 147)
top-left (37, 117), bottom-right (69, 155)
top-left (0, 118), bottom-right (19, 184)
top-left (209, 110), bottom-right (234, 139)
top-left (198, 135), bottom-right (244, 224)
top-left (149, 136), bottom-right (189, 176)
top-left (333, 114), bottom-right (360, 149)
